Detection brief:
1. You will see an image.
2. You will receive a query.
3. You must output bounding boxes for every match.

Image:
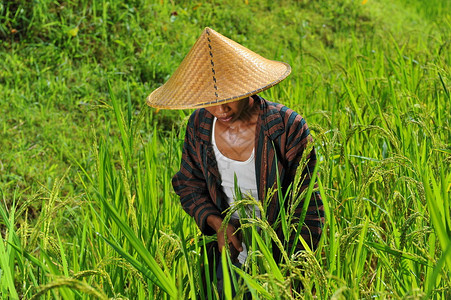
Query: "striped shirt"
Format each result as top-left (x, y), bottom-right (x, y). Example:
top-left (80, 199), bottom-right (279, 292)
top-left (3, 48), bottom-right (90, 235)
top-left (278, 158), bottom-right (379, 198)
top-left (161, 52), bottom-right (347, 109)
top-left (172, 95), bottom-right (325, 252)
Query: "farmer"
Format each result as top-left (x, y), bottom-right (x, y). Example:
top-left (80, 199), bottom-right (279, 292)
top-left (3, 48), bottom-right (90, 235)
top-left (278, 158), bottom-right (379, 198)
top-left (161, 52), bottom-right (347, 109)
top-left (146, 27), bottom-right (324, 295)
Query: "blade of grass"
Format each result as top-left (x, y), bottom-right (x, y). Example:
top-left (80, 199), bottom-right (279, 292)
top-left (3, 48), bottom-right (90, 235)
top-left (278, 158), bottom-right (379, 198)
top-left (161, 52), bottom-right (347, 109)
top-left (422, 169), bottom-right (451, 272)
top-left (221, 250), bottom-right (232, 300)
top-left (233, 267), bottom-right (270, 299)
top-left (56, 229), bottom-right (69, 277)
top-left (253, 227), bottom-right (283, 282)
top-left (99, 192), bottom-right (177, 298)
top-left (291, 161), bottom-right (318, 256)
top-left (0, 237), bottom-right (19, 299)
top-left (426, 243), bottom-right (451, 297)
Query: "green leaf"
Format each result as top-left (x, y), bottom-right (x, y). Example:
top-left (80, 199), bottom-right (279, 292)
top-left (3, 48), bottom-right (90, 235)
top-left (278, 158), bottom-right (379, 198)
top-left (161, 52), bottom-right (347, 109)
top-left (99, 194), bottom-right (178, 298)
top-left (253, 228), bottom-right (283, 282)
top-left (221, 250), bottom-right (232, 300)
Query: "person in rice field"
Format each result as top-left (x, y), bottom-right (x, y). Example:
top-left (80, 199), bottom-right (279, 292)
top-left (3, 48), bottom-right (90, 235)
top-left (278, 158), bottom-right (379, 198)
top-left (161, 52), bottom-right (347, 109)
top-left (146, 27), bottom-right (324, 297)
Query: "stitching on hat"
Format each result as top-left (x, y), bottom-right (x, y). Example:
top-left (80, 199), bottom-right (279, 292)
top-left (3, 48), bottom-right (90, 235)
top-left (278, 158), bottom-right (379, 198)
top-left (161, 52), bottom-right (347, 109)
top-left (193, 64), bottom-right (292, 107)
top-left (206, 29), bottom-right (219, 99)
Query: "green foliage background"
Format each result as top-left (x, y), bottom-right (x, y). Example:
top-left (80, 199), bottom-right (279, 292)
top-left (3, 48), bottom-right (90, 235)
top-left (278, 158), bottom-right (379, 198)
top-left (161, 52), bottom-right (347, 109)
top-left (0, 0), bottom-right (450, 299)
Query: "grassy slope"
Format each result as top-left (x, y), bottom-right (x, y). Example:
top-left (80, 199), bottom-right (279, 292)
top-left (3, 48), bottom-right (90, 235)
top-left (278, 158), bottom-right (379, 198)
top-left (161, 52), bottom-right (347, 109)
top-left (0, 0), bottom-right (450, 298)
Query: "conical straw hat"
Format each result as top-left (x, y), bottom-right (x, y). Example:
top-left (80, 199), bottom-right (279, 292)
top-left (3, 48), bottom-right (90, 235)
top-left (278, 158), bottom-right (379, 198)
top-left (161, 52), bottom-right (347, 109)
top-left (146, 27), bottom-right (291, 109)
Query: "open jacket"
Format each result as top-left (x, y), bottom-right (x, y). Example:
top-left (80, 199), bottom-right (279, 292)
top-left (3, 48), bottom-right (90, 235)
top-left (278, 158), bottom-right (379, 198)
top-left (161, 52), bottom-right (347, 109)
top-left (172, 95), bottom-right (324, 252)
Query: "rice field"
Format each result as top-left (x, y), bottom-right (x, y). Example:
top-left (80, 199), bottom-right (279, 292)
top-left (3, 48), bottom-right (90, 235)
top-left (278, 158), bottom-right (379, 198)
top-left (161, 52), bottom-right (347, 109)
top-left (0, 0), bottom-right (450, 299)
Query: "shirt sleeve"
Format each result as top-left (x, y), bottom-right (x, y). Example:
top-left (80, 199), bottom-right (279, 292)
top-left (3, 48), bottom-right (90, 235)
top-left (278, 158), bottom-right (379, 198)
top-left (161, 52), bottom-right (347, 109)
top-left (284, 114), bottom-right (325, 252)
top-left (172, 113), bottom-right (222, 235)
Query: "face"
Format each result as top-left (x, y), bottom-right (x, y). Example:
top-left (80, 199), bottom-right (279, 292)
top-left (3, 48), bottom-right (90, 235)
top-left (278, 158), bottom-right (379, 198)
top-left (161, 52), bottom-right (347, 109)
top-left (205, 97), bottom-right (254, 125)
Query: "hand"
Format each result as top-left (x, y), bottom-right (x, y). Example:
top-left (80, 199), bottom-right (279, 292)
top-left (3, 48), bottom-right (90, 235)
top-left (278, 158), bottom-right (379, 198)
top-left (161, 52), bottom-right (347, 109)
top-left (217, 223), bottom-right (243, 254)
top-left (207, 215), bottom-right (243, 254)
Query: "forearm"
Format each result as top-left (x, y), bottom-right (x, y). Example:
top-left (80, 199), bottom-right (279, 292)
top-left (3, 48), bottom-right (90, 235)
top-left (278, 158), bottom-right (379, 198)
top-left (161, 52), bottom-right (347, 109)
top-left (178, 191), bottom-right (222, 235)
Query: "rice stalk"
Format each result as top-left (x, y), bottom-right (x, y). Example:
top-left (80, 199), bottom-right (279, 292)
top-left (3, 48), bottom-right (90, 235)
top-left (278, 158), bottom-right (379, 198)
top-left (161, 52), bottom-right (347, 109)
top-left (30, 277), bottom-right (108, 300)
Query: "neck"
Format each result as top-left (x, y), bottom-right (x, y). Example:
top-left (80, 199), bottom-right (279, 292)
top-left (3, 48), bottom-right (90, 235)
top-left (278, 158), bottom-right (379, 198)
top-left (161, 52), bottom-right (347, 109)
top-left (231, 98), bottom-right (259, 128)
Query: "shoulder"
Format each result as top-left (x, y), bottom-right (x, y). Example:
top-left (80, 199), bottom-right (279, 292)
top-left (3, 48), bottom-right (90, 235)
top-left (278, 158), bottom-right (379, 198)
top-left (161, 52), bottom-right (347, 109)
top-left (186, 108), bottom-right (214, 143)
top-left (257, 96), bottom-right (307, 133)
top-left (187, 108), bottom-right (204, 125)
top-left (186, 108), bottom-right (210, 128)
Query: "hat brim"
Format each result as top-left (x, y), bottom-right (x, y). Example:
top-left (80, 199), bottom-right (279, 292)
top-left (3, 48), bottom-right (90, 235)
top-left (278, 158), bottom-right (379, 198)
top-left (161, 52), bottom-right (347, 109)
top-left (147, 62), bottom-right (291, 110)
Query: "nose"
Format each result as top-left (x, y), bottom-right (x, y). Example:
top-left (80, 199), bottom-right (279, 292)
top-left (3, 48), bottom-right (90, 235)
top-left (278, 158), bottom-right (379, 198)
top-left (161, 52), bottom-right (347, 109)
top-left (216, 103), bottom-right (229, 113)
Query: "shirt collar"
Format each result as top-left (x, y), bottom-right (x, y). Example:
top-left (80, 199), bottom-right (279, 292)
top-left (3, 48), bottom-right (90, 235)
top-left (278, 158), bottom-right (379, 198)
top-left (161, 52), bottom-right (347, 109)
top-left (195, 95), bottom-right (285, 145)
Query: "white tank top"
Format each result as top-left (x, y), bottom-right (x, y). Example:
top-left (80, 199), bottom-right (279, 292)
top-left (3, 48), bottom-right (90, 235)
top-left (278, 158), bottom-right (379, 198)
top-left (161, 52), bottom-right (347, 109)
top-left (212, 117), bottom-right (261, 264)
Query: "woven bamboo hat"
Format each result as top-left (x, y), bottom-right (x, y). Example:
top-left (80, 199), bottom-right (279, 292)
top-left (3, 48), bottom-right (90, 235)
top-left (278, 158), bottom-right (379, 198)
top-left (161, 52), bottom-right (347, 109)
top-left (146, 27), bottom-right (291, 109)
